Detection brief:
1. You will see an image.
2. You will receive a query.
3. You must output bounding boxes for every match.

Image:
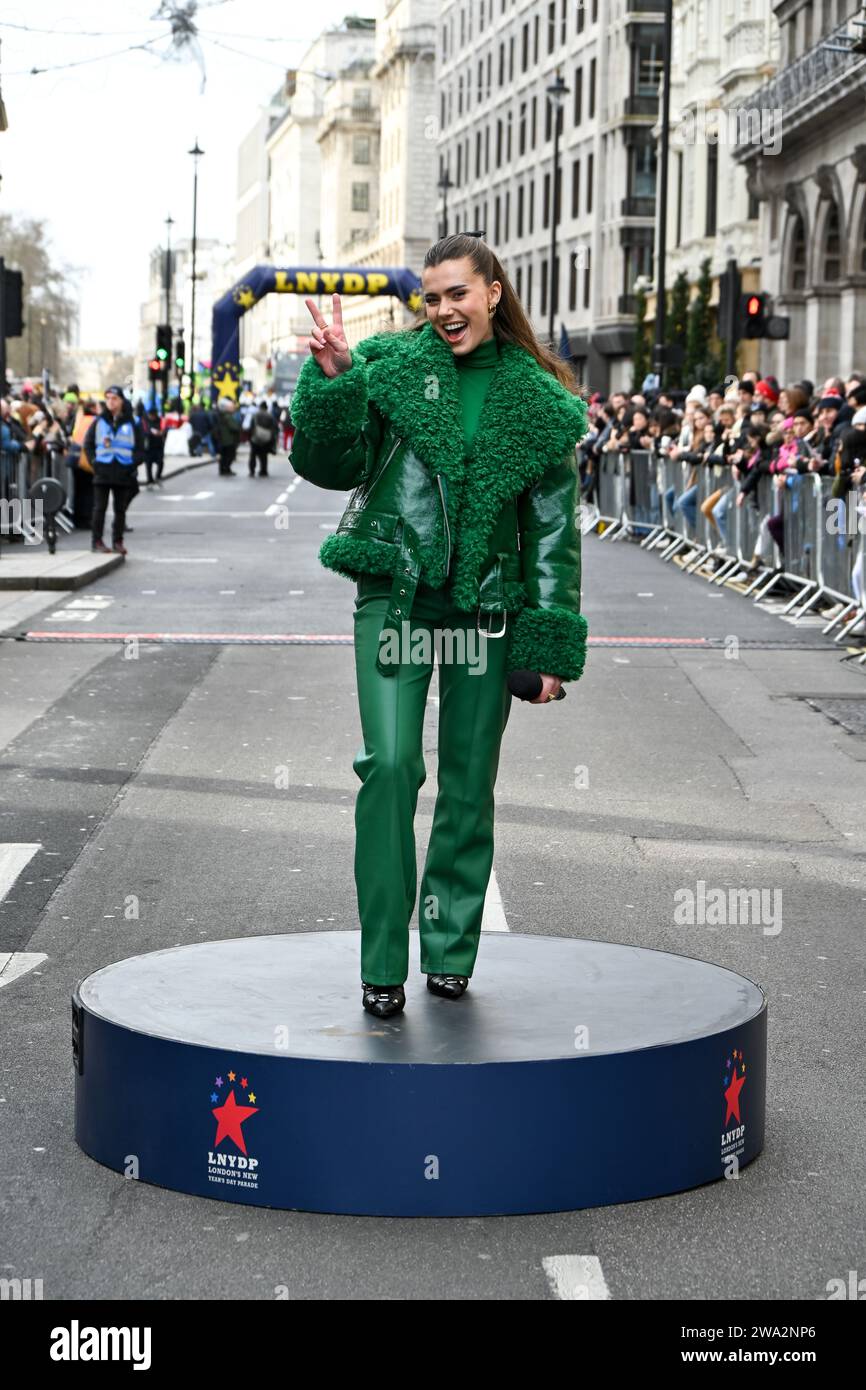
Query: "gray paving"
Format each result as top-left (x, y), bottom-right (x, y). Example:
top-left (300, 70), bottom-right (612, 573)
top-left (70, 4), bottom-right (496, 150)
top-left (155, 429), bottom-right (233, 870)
top-left (0, 453), bottom-right (864, 1300)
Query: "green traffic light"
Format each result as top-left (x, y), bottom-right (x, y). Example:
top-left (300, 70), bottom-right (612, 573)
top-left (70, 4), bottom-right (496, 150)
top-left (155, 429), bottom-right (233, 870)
top-left (175, 357), bottom-right (185, 369)
top-left (156, 347), bottom-right (168, 361)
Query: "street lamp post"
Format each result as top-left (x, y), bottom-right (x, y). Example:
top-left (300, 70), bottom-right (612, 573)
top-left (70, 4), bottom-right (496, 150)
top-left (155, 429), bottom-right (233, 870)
top-left (437, 169), bottom-right (454, 239)
top-left (652, 0), bottom-right (674, 390)
top-left (163, 214), bottom-right (174, 405)
top-left (188, 140), bottom-right (204, 402)
top-left (546, 70), bottom-right (569, 349)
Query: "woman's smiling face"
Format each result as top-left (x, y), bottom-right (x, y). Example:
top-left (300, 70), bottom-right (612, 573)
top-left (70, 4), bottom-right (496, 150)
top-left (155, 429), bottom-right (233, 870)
top-left (422, 257), bottom-right (501, 355)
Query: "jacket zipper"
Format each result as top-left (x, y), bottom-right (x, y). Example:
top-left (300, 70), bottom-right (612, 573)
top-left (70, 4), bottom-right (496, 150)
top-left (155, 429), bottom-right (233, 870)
top-left (367, 432), bottom-right (402, 492)
top-left (436, 473), bottom-right (452, 576)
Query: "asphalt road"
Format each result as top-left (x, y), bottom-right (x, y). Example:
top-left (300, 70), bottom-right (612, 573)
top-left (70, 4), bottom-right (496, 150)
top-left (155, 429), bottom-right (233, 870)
top-left (1, 448), bottom-right (864, 1300)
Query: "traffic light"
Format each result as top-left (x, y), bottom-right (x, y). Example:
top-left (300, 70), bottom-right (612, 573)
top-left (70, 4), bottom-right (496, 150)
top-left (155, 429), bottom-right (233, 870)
top-left (148, 357), bottom-right (161, 381)
top-left (737, 292), bottom-right (790, 341)
top-left (740, 292), bottom-right (767, 338)
top-left (155, 323), bottom-right (171, 364)
top-left (174, 337), bottom-right (186, 371)
top-left (2, 267), bottom-right (24, 338)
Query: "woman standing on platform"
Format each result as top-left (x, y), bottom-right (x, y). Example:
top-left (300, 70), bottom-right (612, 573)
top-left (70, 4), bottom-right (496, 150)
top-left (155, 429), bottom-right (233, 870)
top-left (290, 233), bottom-right (589, 1018)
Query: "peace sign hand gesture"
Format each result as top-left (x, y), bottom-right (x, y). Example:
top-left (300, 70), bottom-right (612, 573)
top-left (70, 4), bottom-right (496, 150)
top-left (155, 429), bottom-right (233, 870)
top-left (305, 293), bottom-right (353, 378)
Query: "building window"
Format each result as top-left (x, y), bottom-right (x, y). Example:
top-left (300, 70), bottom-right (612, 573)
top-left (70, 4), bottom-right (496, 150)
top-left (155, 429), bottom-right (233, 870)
top-left (487, 51), bottom-right (492, 98)
top-left (569, 248), bottom-right (577, 309)
top-left (675, 151), bottom-right (683, 246)
top-left (822, 201), bottom-right (841, 281)
top-left (705, 143), bottom-right (718, 237)
top-left (589, 58), bottom-right (596, 118)
top-left (788, 214), bottom-right (806, 289)
top-left (552, 251), bottom-right (559, 314)
top-left (630, 140), bottom-right (657, 198)
top-left (440, 90), bottom-right (446, 131)
top-left (352, 134), bottom-right (371, 164)
top-left (506, 108), bottom-right (512, 160)
top-left (529, 179), bottom-right (535, 233)
top-left (353, 87), bottom-right (371, 111)
top-left (509, 35), bottom-right (514, 81)
top-left (457, 143), bottom-right (463, 186)
top-left (351, 182), bottom-right (370, 212)
top-left (543, 171), bottom-right (551, 229)
top-left (635, 37), bottom-right (663, 97)
top-left (517, 183), bottom-right (524, 236)
top-left (548, 1), bottom-right (556, 53)
top-left (571, 158), bottom-right (580, 217)
top-left (545, 96), bottom-right (552, 143)
top-left (541, 257), bottom-right (548, 316)
top-left (499, 43), bottom-right (505, 86)
top-left (522, 22), bottom-right (529, 71)
top-left (476, 130), bottom-right (482, 178)
top-left (495, 194), bottom-right (501, 242)
top-left (442, 24), bottom-right (448, 60)
top-left (519, 101), bottom-right (527, 155)
top-left (496, 119), bottom-right (503, 165)
top-left (461, 8), bottom-right (465, 45)
top-left (458, 74), bottom-right (463, 116)
top-left (561, 0), bottom-right (567, 43)
top-left (591, 0), bottom-right (598, 22)
top-left (574, 67), bottom-right (582, 125)
top-left (533, 13), bottom-right (539, 64)
top-left (516, 264), bottom-right (523, 299)
top-left (747, 186), bottom-right (760, 221)
top-left (583, 262), bottom-right (590, 309)
top-left (485, 124), bottom-right (490, 172)
top-left (587, 154), bottom-right (593, 213)
top-left (478, 59), bottom-right (483, 103)
top-left (531, 95), bottom-right (537, 147)
top-left (527, 261), bottom-right (533, 313)
top-left (577, 3), bottom-right (584, 34)
top-left (505, 189), bottom-right (510, 239)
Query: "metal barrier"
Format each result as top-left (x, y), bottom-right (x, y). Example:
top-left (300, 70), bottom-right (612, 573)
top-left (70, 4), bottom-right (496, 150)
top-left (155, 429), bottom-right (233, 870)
top-left (0, 444), bottom-right (74, 551)
top-left (597, 452), bottom-right (866, 646)
top-left (596, 449), bottom-right (627, 540)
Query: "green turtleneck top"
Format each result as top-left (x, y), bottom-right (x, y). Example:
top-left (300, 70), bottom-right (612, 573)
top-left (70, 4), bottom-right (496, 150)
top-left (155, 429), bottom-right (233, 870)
top-left (454, 332), bottom-right (499, 453)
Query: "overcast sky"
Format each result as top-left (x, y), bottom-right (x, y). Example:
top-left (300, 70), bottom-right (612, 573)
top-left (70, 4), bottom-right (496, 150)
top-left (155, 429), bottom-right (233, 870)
top-left (1, 0), bottom-right (363, 349)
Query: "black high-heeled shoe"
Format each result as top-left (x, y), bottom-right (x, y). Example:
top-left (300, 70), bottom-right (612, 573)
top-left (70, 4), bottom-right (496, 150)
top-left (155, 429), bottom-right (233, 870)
top-left (362, 981), bottom-right (406, 1018)
top-left (426, 974), bottom-right (469, 999)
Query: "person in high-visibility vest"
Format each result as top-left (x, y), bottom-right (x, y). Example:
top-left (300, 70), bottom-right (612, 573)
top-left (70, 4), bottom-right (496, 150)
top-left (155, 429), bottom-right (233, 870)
top-left (83, 385), bottom-right (144, 556)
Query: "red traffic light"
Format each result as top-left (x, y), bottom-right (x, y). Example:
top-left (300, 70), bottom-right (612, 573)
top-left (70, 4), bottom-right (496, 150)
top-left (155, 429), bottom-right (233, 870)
top-left (746, 295), bottom-right (761, 317)
top-left (148, 358), bottom-right (161, 372)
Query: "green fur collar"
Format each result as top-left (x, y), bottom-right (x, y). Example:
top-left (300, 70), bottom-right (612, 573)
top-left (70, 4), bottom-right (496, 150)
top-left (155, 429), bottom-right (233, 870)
top-left (352, 322), bottom-right (588, 606)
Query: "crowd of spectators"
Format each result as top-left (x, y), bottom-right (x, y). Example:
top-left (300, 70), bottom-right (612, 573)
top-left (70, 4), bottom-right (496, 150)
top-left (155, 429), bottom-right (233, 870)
top-left (580, 371), bottom-right (866, 606)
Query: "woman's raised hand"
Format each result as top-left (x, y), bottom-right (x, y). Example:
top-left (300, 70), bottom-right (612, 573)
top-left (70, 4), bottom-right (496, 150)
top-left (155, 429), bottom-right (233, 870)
top-left (305, 293), bottom-right (353, 378)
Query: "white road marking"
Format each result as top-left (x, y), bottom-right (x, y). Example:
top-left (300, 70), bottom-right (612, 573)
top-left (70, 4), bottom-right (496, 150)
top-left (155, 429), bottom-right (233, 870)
top-left (288, 590), bottom-right (304, 595)
top-left (481, 868), bottom-right (509, 932)
top-left (0, 953), bottom-right (47, 989)
top-left (0, 844), bottom-right (41, 901)
top-left (46, 610), bottom-right (98, 621)
top-left (637, 592), bottom-right (654, 597)
top-left (62, 597), bottom-right (114, 610)
top-left (542, 1255), bottom-right (612, 1301)
top-left (148, 557), bottom-right (218, 563)
top-left (155, 491), bottom-right (214, 501)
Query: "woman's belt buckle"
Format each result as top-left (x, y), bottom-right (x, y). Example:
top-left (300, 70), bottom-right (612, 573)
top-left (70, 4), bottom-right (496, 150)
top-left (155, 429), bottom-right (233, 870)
top-left (476, 604), bottom-right (507, 638)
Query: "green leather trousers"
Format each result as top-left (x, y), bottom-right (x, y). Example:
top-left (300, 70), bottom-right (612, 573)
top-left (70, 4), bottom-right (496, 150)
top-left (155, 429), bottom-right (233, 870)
top-left (352, 572), bottom-right (513, 985)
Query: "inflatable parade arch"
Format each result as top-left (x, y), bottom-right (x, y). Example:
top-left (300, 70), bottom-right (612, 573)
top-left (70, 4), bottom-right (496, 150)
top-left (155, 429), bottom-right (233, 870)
top-left (210, 265), bottom-right (423, 400)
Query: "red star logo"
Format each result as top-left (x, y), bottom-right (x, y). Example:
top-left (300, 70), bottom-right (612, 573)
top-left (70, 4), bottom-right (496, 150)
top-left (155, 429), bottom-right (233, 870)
top-left (212, 1087), bottom-right (259, 1155)
top-left (724, 1067), bottom-right (746, 1125)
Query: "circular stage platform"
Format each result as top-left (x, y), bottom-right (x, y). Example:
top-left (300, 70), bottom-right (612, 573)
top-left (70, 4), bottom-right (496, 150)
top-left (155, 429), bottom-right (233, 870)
top-left (73, 932), bottom-right (767, 1217)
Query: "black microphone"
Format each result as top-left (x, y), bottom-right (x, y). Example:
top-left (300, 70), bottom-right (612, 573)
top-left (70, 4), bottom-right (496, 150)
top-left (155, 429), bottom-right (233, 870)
top-left (507, 669), bottom-right (567, 701)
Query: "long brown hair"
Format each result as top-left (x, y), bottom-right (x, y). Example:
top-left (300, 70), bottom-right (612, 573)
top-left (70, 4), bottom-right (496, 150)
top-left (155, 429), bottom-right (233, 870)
top-left (409, 233), bottom-right (580, 394)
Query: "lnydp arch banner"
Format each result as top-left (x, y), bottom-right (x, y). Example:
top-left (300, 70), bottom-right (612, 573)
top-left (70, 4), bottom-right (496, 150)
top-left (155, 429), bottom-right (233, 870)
top-left (210, 265), bottom-right (423, 400)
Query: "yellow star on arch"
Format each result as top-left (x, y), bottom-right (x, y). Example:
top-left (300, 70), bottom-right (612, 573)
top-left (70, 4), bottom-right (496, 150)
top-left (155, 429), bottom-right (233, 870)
top-left (214, 370), bottom-right (239, 400)
top-left (233, 286), bottom-right (256, 309)
top-left (407, 290), bottom-right (422, 312)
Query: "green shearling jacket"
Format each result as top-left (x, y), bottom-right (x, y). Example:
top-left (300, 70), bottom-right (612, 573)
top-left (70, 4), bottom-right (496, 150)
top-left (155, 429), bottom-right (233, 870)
top-left (289, 320), bottom-right (589, 681)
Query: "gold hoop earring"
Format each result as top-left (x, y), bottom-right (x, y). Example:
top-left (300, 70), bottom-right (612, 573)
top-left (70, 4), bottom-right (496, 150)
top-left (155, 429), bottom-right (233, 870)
top-left (489, 302), bottom-right (498, 317)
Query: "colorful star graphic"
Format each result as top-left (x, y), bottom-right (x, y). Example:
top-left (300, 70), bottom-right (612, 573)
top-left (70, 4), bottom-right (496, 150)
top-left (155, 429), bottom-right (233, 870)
top-left (724, 1066), bottom-right (746, 1126)
top-left (407, 290), bottom-right (422, 312)
top-left (213, 367), bottom-right (239, 401)
top-left (240, 1077), bottom-right (248, 1089)
top-left (248, 1091), bottom-right (256, 1104)
top-left (227, 1070), bottom-right (236, 1082)
top-left (233, 285), bottom-right (256, 309)
top-left (212, 1087), bottom-right (259, 1155)
top-left (215, 1076), bottom-right (223, 1087)
top-left (210, 1092), bottom-right (219, 1103)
